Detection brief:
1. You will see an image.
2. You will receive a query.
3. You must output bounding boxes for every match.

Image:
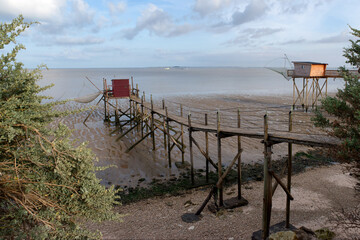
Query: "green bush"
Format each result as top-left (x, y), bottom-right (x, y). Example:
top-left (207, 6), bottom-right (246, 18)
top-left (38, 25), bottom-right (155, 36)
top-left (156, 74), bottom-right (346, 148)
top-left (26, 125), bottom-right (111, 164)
top-left (0, 16), bottom-right (119, 239)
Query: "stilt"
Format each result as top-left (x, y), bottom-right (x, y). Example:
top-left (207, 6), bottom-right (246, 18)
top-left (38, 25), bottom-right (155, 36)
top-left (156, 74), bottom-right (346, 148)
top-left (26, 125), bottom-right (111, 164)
top-left (217, 111), bottom-right (223, 207)
top-left (166, 107), bottom-right (171, 168)
top-left (188, 114), bottom-right (194, 185)
top-left (286, 111), bottom-right (293, 228)
top-left (205, 113), bottom-right (209, 183)
top-left (162, 99), bottom-right (167, 151)
top-left (151, 95), bottom-right (156, 151)
top-left (180, 104), bottom-right (185, 164)
top-left (141, 95), bottom-right (144, 138)
top-left (237, 108), bottom-right (242, 199)
top-left (262, 114), bottom-right (273, 239)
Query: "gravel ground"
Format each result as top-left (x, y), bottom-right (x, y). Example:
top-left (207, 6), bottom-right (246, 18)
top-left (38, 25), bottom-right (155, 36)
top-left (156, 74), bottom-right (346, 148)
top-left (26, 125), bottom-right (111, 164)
top-left (87, 164), bottom-right (359, 239)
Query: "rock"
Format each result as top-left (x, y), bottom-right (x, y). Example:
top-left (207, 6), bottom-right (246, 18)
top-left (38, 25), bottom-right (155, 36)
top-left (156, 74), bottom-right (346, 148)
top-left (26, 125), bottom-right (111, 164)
top-left (184, 200), bottom-right (195, 208)
top-left (188, 226), bottom-right (195, 230)
top-left (138, 178), bottom-right (145, 182)
top-left (315, 228), bottom-right (335, 240)
top-left (245, 185), bottom-right (253, 189)
top-left (269, 231), bottom-right (297, 240)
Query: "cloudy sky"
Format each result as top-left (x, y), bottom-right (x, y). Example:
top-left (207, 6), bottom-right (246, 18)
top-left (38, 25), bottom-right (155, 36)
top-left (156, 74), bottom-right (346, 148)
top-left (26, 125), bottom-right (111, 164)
top-left (0, 0), bottom-right (359, 68)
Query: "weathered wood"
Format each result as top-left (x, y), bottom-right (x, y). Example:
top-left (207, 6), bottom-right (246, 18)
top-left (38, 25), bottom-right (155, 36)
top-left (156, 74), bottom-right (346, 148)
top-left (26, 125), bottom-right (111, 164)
top-left (286, 111), bottom-right (293, 228)
top-left (190, 136), bottom-right (218, 171)
top-left (268, 170), bottom-right (294, 201)
top-left (166, 107), bottom-right (172, 168)
top-left (116, 122), bottom-right (139, 141)
top-left (195, 187), bottom-right (216, 216)
top-left (126, 131), bottom-right (153, 153)
top-left (205, 113), bottom-right (209, 182)
top-left (162, 99), bottom-right (167, 151)
top-left (237, 108), bottom-right (242, 199)
top-left (216, 150), bottom-right (242, 189)
top-left (217, 111), bottom-right (223, 207)
top-left (262, 114), bottom-right (272, 239)
top-left (141, 95), bottom-right (144, 138)
top-left (271, 160), bottom-right (288, 196)
top-left (188, 114), bottom-right (194, 185)
top-left (150, 95), bottom-right (156, 151)
top-left (180, 104), bottom-right (185, 164)
top-left (130, 95), bottom-right (340, 147)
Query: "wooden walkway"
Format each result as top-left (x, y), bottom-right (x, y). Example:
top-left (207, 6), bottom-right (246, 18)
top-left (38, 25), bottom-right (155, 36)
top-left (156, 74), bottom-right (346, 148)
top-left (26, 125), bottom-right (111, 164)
top-left (130, 95), bottom-right (339, 147)
top-left (102, 82), bottom-right (340, 239)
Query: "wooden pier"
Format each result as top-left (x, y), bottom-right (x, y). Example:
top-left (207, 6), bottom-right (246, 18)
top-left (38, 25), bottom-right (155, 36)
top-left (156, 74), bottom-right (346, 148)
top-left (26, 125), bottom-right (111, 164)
top-left (102, 79), bottom-right (340, 239)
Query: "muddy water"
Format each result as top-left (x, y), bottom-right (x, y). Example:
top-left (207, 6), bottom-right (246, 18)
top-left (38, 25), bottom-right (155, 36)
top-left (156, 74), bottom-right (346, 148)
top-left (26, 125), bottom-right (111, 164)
top-left (41, 68), bottom-right (341, 188)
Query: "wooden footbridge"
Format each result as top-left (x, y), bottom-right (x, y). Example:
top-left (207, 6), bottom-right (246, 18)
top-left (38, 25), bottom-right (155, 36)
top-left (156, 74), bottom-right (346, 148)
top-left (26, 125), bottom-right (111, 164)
top-left (100, 78), bottom-right (340, 239)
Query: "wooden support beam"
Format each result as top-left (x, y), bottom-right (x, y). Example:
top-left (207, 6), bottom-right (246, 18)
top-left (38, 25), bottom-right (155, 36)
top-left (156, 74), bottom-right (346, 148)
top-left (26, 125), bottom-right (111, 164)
top-left (205, 113), bottom-right (209, 183)
top-left (217, 111), bottom-right (223, 207)
top-left (180, 104), bottom-right (185, 164)
top-left (151, 95), bottom-right (156, 151)
top-left (116, 122), bottom-right (139, 141)
top-left (188, 114), bottom-right (195, 185)
top-left (191, 136), bottom-right (218, 171)
top-left (262, 114), bottom-right (273, 239)
top-left (166, 107), bottom-right (172, 168)
top-left (195, 150), bottom-right (241, 215)
top-left (271, 159), bottom-right (288, 196)
top-left (237, 108), bottom-right (242, 199)
top-left (126, 131), bottom-right (153, 153)
top-left (162, 99), bottom-right (167, 151)
top-left (268, 170), bottom-right (294, 201)
top-left (286, 111), bottom-right (293, 228)
top-left (141, 95), bottom-right (144, 138)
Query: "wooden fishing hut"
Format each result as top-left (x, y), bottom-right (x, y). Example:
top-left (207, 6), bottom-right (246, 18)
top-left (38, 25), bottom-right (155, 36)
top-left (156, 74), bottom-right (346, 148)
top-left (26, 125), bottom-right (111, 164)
top-left (288, 62), bottom-right (328, 110)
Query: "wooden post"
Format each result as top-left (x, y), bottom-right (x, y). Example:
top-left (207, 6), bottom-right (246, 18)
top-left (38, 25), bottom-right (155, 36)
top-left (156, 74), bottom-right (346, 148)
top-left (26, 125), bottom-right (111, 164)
top-left (188, 114), bottom-right (194, 185)
top-left (136, 83), bottom-right (139, 98)
top-left (292, 78), bottom-right (295, 108)
top-left (131, 77), bottom-right (134, 95)
top-left (237, 108), bottom-right (242, 199)
top-left (103, 78), bottom-right (108, 121)
top-left (166, 107), bottom-right (171, 168)
top-left (141, 95), bottom-right (144, 138)
top-left (217, 111), bottom-right (223, 207)
top-left (162, 99), bottom-right (167, 151)
top-left (151, 95), bottom-right (156, 151)
top-left (205, 113), bottom-right (209, 183)
top-left (180, 104), bottom-right (185, 164)
top-left (129, 99), bottom-right (132, 128)
top-left (262, 114), bottom-right (273, 239)
top-left (286, 111), bottom-right (293, 228)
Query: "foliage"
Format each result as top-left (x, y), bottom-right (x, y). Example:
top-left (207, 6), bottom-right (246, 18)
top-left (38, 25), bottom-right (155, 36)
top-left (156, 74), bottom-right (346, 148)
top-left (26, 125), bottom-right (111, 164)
top-left (0, 16), bottom-right (119, 239)
top-left (313, 26), bottom-right (360, 162)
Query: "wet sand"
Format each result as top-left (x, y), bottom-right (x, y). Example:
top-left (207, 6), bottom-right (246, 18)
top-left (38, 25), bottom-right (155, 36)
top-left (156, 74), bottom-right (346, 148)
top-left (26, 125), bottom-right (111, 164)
top-left (55, 93), bottom-right (329, 188)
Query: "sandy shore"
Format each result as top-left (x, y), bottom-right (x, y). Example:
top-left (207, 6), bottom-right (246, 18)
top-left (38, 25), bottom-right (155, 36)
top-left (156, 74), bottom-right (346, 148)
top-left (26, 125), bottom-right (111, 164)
top-left (87, 164), bottom-right (359, 239)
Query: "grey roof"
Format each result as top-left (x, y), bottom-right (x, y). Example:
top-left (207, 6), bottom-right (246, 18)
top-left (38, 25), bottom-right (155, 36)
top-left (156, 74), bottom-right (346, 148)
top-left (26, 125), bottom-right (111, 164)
top-left (292, 61), bottom-right (328, 65)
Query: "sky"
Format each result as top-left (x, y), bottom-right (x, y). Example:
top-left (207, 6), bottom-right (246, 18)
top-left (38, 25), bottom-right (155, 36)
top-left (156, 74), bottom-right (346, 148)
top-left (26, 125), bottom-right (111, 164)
top-left (0, 0), bottom-right (359, 68)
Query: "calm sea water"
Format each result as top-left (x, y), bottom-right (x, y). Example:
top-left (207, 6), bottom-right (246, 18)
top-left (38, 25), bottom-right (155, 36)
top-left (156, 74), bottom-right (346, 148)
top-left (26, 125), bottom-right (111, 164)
top-left (39, 67), bottom-right (345, 100)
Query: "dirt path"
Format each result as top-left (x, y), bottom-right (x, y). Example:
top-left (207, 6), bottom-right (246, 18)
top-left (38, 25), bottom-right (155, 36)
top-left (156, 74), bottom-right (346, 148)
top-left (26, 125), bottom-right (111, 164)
top-left (87, 164), bottom-right (359, 239)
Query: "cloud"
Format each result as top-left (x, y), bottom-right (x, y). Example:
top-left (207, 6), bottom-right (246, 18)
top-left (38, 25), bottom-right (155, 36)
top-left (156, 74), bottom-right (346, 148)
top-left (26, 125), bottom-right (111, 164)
top-left (193, 0), bottom-right (234, 17)
top-left (0, 0), bottom-right (97, 34)
top-left (231, 0), bottom-right (268, 26)
top-left (54, 36), bottom-right (105, 45)
top-left (245, 27), bottom-right (283, 38)
top-left (122, 4), bottom-right (194, 39)
top-left (0, 0), bottom-right (66, 20)
top-left (314, 31), bottom-right (349, 43)
top-left (108, 1), bottom-right (126, 15)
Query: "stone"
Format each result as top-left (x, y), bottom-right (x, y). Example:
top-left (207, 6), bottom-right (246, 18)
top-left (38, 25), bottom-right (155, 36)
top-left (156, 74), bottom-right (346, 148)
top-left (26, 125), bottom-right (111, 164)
top-left (269, 231), bottom-right (297, 240)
